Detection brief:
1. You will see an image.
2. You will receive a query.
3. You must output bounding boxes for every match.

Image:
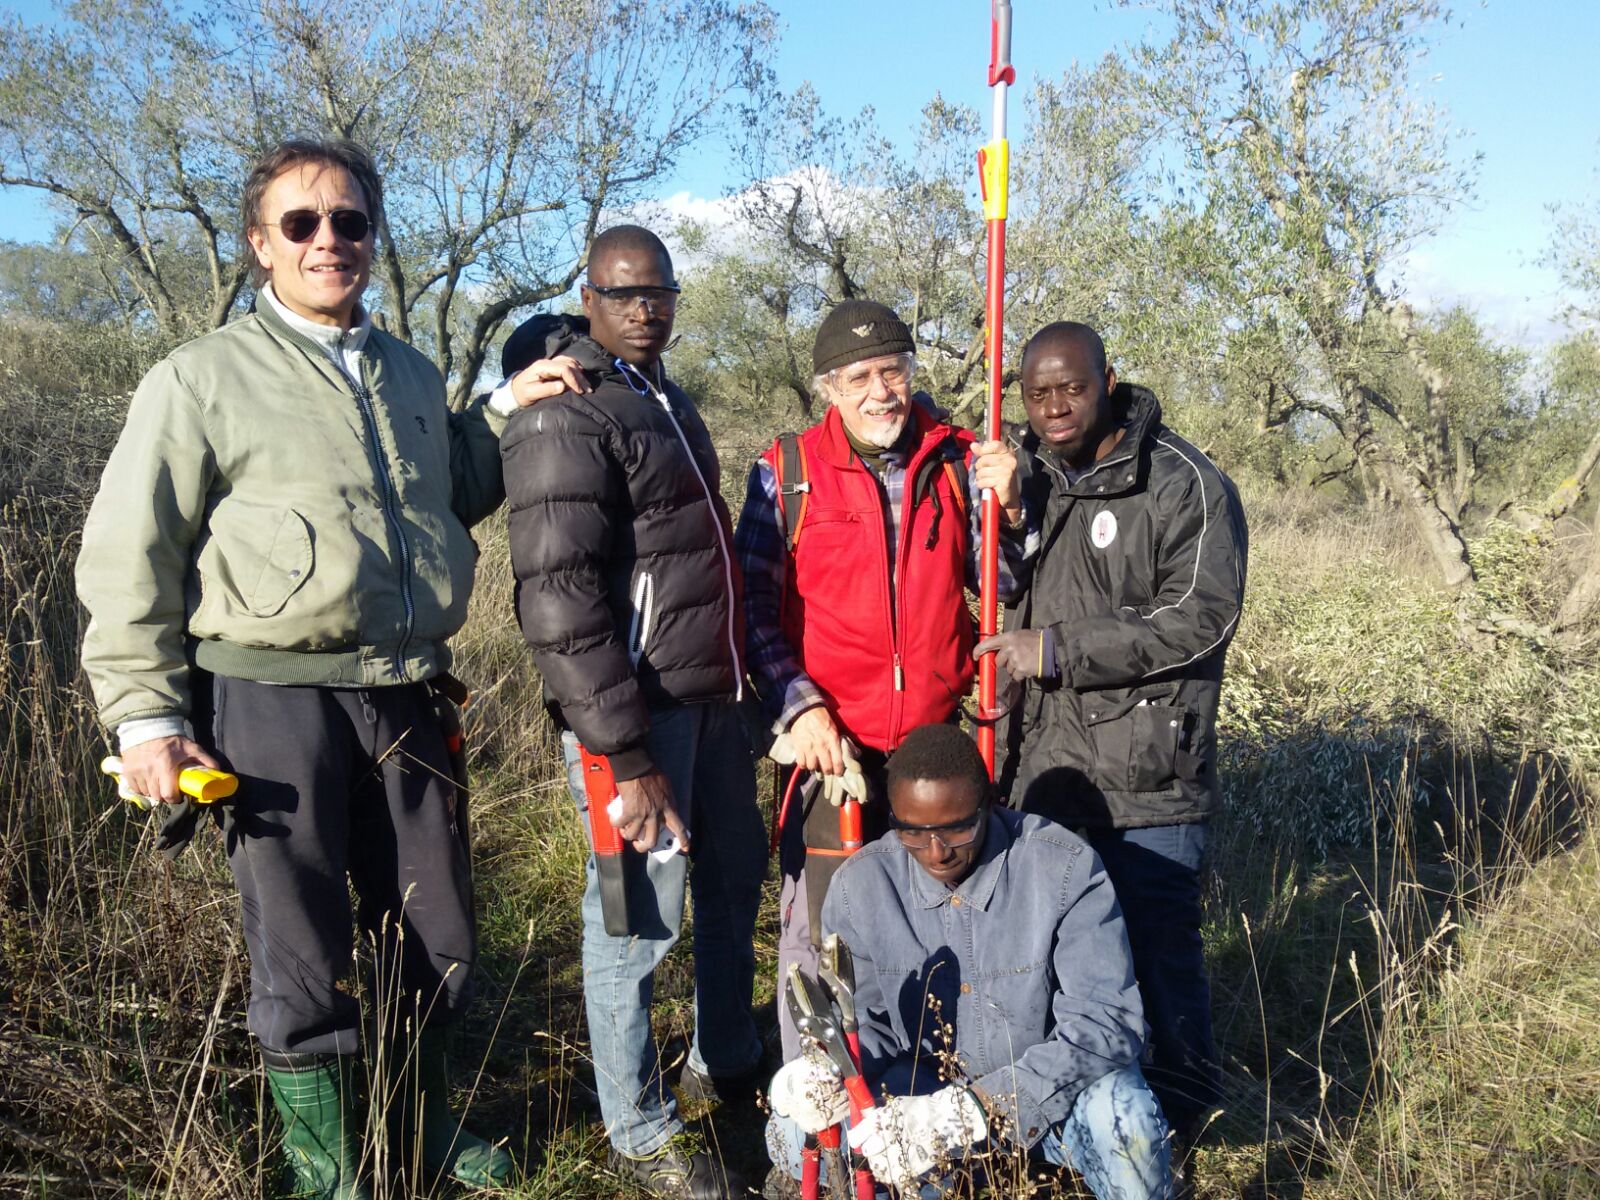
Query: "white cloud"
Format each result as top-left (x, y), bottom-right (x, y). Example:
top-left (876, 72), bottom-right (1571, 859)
top-left (1392, 244), bottom-right (1574, 347)
top-left (619, 168), bottom-right (883, 275)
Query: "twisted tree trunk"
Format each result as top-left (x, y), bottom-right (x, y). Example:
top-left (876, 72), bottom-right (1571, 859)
top-left (1556, 495), bottom-right (1600, 636)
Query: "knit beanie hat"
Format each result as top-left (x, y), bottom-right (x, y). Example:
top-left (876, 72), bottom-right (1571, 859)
top-left (812, 300), bottom-right (915, 376)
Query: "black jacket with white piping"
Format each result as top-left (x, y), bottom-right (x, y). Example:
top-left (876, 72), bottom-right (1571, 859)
top-left (500, 316), bottom-right (742, 781)
top-left (997, 383), bottom-right (1248, 829)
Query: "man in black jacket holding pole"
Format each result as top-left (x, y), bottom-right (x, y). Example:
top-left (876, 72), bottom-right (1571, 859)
top-left (979, 321), bottom-right (1248, 1147)
top-left (499, 225), bottom-right (764, 1200)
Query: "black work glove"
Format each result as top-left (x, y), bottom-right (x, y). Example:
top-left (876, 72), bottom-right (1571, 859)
top-left (154, 798), bottom-right (203, 859)
top-left (973, 629), bottom-right (1058, 684)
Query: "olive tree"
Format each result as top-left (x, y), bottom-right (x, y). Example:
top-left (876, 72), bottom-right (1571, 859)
top-left (1532, 170), bottom-right (1600, 528)
top-left (0, 238), bottom-right (150, 327)
top-left (0, 0), bottom-right (776, 402)
top-left (1544, 185), bottom-right (1600, 634)
top-left (1126, 0), bottom-right (1485, 591)
top-left (673, 62), bottom-right (1159, 427)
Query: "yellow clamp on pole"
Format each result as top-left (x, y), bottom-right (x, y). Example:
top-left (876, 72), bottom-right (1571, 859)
top-left (978, 138), bottom-right (1010, 222)
top-left (101, 756), bottom-right (239, 810)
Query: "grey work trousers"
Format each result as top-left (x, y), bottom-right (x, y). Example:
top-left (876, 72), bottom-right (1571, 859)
top-left (201, 675), bottom-right (477, 1056)
top-left (774, 750), bottom-right (889, 1061)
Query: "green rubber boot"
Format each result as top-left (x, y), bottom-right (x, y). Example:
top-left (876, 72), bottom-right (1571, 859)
top-left (263, 1052), bottom-right (372, 1200)
top-left (409, 1027), bottom-right (515, 1189)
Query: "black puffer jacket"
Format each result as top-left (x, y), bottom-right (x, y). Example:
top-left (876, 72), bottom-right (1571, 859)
top-left (997, 384), bottom-right (1248, 829)
top-left (500, 316), bottom-right (742, 780)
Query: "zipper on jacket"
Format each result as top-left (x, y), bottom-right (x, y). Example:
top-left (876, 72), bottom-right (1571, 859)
top-left (857, 454), bottom-right (902, 738)
top-left (628, 571), bottom-right (655, 666)
top-left (350, 371), bottom-right (416, 675)
top-left (884, 432), bottom-right (949, 739)
top-left (264, 312), bottom-right (418, 679)
top-left (626, 362), bottom-right (743, 701)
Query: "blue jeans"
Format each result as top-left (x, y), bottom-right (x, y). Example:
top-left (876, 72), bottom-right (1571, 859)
top-left (1086, 822), bottom-right (1217, 1138)
top-left (562, 701), bottom-right (767, 1156)
top-left (765, 1065), bottom-right (1171, 1199)
top-left (1037, 1066), bottom-right (1173, 1199)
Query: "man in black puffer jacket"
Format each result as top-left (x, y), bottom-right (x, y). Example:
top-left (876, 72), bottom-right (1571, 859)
top-left (499, 226), bottom-right (763, 1200)
top-left (980, 322), bottom-right (1248, 1148)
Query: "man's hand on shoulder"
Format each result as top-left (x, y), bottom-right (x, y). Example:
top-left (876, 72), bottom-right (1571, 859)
top-left (512, 355), bottom-right (590, 406)
top-left (492, 356), bottom-right (591, 417)
top-left (613, 767), bottom-right (689, 854)
top-left (121, 735), bottom-right (224, 806)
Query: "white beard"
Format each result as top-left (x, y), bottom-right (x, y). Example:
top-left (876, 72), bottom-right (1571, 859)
top-left (838, 399), bottom-right (907, 448)
top-left (855, 415), bottom-right (908, 449)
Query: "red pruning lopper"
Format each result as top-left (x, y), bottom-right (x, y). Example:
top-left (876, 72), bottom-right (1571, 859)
top-left (787, 962), bottom-right (877, 1200)
top-left (819, 934), bottom-right (875, 1200)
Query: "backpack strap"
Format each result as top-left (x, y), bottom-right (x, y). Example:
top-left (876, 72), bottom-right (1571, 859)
top-left (942, 456), bottom-right (970, 516)
top-left (909, 437), bottom-right (975, 551)
top-left (910, 436), bottom-right (971, 515)
top-left (773, 431), bottom-right (811, 553)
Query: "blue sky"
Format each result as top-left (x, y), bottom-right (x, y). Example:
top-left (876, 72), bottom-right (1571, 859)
top-left (4, 0), bottom-right (1596, 341)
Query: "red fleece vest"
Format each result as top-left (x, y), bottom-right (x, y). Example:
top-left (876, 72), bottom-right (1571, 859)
top-left (767, 406), bottom-right (976, 752)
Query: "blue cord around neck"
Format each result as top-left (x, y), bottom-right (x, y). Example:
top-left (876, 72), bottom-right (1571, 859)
top-left (615, 357), bottom-right (665, 398)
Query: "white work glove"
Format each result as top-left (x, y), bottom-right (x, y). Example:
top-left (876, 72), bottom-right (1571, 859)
top-left (768, 728), bottom-right (868, 807)
top-left (847, 1086), bottom-right (987, 1190)
top-left (821, 737), bottom-right (866, 807)
top-left (769, 1054), bottom-right (851, 1135)
top-left (768, 729), bottom-right (800, 766)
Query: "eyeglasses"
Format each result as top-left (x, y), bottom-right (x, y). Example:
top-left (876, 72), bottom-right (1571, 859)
top-left (266, 208), bottom-right (372, 244)
top-left (830, 356), bottom-right (913, 401)
top-left (892, 808), bottom-right (986, 851)
top-left (585, 283), bottom-right (681, 316)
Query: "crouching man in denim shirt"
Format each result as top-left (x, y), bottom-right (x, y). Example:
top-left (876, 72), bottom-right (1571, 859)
top-left (768, 724), bottom-right (1173, 1199)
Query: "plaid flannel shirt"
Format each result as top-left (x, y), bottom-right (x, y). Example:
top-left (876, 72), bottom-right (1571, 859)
top-left (734, 439), bottom-right (1036, 731)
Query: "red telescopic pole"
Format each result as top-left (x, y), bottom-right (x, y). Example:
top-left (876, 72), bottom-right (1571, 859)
top-left (976, 1), bottom-right (1014, 778)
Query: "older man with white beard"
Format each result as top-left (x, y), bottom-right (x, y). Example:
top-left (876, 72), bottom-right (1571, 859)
top-left (733, 300), bottom-right (1029, 1094)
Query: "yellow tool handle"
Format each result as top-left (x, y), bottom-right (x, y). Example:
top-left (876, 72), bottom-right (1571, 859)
top-left (101, 756), bottom-right (239, 809)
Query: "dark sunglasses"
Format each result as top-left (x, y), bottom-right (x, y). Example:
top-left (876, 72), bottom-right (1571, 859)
top-left (267, 208), bottom-right (372, 244)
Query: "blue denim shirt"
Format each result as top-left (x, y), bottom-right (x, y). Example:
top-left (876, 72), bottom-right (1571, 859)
top-left (821, 808), bottom-right (1146, 1147)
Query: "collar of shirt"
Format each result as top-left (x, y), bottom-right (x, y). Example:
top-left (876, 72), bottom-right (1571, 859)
top-left (261, 282), bottom-right (371, 364)
top-left (853, 443), bottom-right (909, 482)
top-left (903, 810), bottom-right (1015, 912)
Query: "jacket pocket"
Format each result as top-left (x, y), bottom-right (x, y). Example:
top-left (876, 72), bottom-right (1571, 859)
top-left (1086, 696), bottom-right (1185, 792)
top-left (195, 501), bottom-right (314, 626)
top-left (248, 509), bottom-right (314, 616)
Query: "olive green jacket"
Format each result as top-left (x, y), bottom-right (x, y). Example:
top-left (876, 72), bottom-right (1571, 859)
top-left (76, 300), bottom-right (506, 731)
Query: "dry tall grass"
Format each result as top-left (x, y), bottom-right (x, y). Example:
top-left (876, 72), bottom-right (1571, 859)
top-left (1, 379), bottom-right (263, 1195)
top-left (1313, 817), bottom-right (1600, 1197)
top-left (1, 354), bottom-right (1596, 1198)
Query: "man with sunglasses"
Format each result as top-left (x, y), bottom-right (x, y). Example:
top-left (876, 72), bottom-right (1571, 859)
top-left (499, 225), bottom-right (765, 1200)
top-left (77, 138), bottom-right (581, 1197)
top-left (767, 723), bottom-right (1172, 1199)
top-left (732, 300), bottom-right (1029, 1085)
